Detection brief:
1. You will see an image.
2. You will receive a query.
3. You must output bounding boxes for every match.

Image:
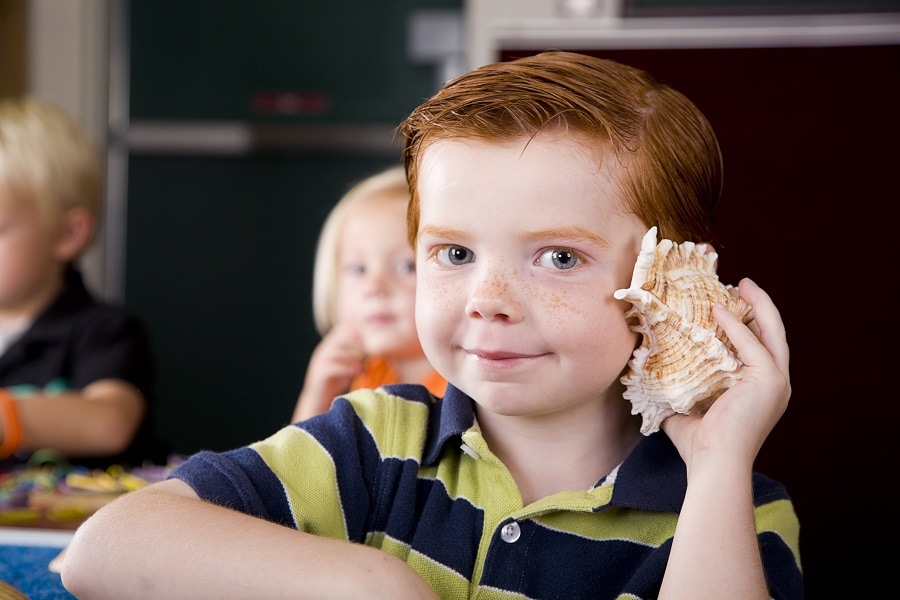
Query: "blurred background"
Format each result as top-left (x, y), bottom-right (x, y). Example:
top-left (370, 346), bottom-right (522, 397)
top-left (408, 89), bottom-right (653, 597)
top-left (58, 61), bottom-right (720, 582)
top-left (2, 0), bottom-right (899, 596)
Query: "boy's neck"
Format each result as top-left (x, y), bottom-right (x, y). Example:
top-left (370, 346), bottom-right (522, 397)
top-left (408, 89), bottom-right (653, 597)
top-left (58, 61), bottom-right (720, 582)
top-left (476, 396), bottom-right (643, 505)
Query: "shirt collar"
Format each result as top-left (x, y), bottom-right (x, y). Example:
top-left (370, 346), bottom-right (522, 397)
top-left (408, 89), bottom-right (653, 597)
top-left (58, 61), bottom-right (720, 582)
top-left (420, 383), bottom-right (687, 514)
top-left (421, 384), bottom-right (475, 465)
top-left (609, 431), bottom-right (687, 513)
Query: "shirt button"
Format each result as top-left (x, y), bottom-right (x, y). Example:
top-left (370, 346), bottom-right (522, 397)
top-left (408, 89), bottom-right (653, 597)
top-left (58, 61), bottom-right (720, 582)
top-left (500, 521), bottom-right (521, 543)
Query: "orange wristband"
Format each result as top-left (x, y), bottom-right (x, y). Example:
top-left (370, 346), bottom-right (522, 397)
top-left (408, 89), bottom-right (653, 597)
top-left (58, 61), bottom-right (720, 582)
top-left (0, 388), bottom-right (22, 460)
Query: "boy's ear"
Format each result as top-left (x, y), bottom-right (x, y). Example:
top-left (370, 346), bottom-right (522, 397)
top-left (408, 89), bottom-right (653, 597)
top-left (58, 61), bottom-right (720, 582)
top-left (53, 207), bottom-right (96, 262)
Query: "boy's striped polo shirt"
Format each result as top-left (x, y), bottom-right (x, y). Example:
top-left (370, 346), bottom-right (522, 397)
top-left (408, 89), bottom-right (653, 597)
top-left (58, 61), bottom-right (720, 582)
top-left (170, 383), bottom-right (803, 599)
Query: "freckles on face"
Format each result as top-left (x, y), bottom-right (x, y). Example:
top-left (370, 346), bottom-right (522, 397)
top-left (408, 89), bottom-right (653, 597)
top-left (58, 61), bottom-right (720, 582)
top-left (414, 272), bottom-right (450, 362)
top-left (507, 272), bottom-right (586, 331)
top-left (414, 134), bottom-right (649, 407)
top-left (536, 288), bottom-right (581, 318)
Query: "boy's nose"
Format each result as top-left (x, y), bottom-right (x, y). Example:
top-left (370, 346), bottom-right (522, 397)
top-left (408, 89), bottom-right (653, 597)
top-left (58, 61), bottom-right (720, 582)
top-left (465, 273), bottom-right (524, 323)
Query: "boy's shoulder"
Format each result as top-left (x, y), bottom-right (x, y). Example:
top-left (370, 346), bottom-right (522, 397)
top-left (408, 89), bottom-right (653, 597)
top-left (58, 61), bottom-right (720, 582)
top-left (323, 384), bottom-right (472, 465)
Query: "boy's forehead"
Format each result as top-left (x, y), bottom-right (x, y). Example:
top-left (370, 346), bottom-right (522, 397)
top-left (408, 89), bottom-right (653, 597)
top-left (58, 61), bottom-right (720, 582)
top-left (416, 135), bottom-right (633, 239)
top-left (418, 135), bottom-right (618, 201)
top-left (420, 131), bottom-right (611, 168)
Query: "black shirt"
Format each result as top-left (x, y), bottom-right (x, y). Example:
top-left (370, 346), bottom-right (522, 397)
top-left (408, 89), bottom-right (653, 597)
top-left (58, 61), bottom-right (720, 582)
top-left (0, 266), bottom-right (161, 468)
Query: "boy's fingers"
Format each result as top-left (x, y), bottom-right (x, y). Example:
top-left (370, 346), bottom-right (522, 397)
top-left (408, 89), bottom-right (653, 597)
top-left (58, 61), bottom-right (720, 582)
top-left (735, 278), bottom-right (789, 374)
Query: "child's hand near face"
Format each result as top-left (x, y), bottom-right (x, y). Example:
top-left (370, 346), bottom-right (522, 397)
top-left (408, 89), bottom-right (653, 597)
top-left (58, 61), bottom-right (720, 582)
top-left (292, 167), bottom-right (446, 423)
top-left (292, 322), bottom-right (365, 422)
top-left (661, 277), bottom-right (790, 466)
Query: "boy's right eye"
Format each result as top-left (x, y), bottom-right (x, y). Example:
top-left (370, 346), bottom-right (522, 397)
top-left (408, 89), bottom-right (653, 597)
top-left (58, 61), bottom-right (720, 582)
top-left (436, 245), bottom-right (474, 266)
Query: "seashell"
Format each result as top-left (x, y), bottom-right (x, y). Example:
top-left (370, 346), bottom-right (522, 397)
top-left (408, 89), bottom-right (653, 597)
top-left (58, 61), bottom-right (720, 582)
top-left (613, 226), bottom-right (753, 435)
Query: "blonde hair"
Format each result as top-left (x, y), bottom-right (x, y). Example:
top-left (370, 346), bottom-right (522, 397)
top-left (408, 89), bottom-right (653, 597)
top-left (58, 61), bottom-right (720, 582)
top-left (399, 51), bottom-right (722, 246)
top-left (0, 96), bottom-right (102, 237)
top-left (311, 166), bottom-right (409, 335)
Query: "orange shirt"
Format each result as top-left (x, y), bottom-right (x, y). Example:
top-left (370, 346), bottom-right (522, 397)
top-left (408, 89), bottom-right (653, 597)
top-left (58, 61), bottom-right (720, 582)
top-left (350, 356), bottom-right (447, 397)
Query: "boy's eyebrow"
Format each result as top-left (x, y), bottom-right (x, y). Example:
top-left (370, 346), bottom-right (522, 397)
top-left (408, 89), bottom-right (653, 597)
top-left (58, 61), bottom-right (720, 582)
top-left (525, 226), bottom-right (611, 248)
top-left (417, 225), bottom-right (612, 247)
top-left (417, 225), bottom-right (470, 241)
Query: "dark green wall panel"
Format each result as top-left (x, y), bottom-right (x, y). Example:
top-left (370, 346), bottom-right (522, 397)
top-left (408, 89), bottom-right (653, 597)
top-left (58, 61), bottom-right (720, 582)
top-left (129, 0), bottom-right (461, 122)
top-left (125, 156), bottom-right (400, 453)
top-left (124, 1), bottom-right (462, 454)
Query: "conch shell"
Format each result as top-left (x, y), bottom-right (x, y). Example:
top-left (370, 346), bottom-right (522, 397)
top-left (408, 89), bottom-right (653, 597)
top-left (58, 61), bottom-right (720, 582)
top-left (614, 227), bottom-right (753, 435)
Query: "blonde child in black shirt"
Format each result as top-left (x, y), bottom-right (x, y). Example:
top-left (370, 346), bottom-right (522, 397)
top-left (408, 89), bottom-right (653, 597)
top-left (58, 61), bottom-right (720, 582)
top-left (0, 97), bottom-right (156, 468)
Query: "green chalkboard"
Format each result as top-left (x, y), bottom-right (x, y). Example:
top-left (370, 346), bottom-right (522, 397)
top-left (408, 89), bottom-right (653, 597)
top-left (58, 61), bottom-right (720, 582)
top-left (129, 0), bottom-right (462, 123)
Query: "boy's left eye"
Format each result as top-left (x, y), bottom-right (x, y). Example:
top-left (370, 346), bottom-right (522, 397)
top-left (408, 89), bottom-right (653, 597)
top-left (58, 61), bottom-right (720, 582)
top-left (537, 248), bottom-right (580, 270)
top-left (436, 245), bottom-right (474, 266)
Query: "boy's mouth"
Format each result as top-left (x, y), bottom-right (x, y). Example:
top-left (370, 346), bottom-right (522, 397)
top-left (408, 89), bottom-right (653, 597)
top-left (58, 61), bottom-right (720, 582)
top-left (464, 348), bottom-right (548, 362)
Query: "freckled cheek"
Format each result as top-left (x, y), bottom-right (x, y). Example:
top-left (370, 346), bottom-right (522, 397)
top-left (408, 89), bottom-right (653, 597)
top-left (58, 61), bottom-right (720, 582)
top-left (540, 300), bottom-right (574, 333)
top-left (533, 285), bottom-right (635, 338)
top-left (526, 283), bottom-right (586, 327)
top-left (415, 278), bottom-right (456, 330)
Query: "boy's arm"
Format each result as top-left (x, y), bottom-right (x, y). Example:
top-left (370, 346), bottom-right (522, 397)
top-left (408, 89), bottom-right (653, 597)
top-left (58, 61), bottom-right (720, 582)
top-left (11, 379), bottom-right (145, 456)
top-left (659, 278), bottom-right (792, 599)
top-left (60, 478), bottom-right (439, 600)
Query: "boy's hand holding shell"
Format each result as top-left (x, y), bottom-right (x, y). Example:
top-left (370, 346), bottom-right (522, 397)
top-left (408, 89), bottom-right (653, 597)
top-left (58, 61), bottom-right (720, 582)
top-left (614, 227), bottom-right (753, 435)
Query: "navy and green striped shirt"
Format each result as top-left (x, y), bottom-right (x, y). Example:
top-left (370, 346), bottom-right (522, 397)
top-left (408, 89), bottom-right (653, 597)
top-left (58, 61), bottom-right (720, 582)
top-left (171, 383), bottom-right (803, 599)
